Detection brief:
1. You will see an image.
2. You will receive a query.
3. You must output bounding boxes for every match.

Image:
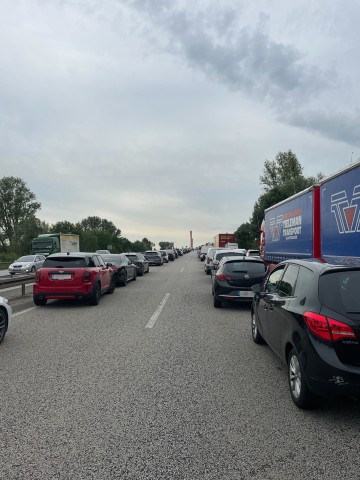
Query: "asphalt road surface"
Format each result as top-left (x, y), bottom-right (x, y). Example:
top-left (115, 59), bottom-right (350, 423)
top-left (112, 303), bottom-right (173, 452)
top-left (1, 254), bottom-right (360, 480)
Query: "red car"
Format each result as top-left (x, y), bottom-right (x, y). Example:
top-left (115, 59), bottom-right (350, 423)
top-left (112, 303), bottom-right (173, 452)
top-left (33, 252), bottom-right (115, 306)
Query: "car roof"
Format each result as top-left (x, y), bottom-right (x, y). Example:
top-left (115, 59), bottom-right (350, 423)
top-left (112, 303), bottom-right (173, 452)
top-left (47, 252), bottom-right (99, 257)
top-left (276, 258), bottom-right (360, 275)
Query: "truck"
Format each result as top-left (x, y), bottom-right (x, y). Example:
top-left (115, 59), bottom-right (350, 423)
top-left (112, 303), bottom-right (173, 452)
top-left (260, 160), bottom-right (360, 266)
top-left (213, 233), bottom-right (236, 248)
top-left (31, 233), bottom-right (80, 256)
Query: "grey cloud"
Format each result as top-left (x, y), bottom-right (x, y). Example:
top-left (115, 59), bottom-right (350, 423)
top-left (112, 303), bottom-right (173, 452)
top-left (283, 110), bottom-right (360, 147)
top-left (125, 1), bottom-right (332, 106)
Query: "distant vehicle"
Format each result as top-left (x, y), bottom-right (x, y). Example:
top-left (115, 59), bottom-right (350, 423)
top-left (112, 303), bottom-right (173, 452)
top-left (225, 242), bottom-right (239, 249)
top-left (0, 296), bottom-right (12, 345)
top-left (212, 249), bottom-right (247, 272)
top-left (213, 233), bottom-right (236, 248)
top-left (33, 252), bottom-right (115, 306)
top-left (199, 245), bottom-right (210, 261)
top-left (144, 251), bottom-right (163, 266)
top-left (96, 250), bottom-right (111, 255)
top-left (246, 249), bottom-right (260, 257)
top-left (165, 249), bottom-right (175, 261)
top-left (101, 254), bottom-right (137, 286)
top-left (212, 256), bottom-right (267, 308)
top-left (9, 255), bottom-right (46, 275)
top-left (205, 247), bottom-right (246, 275)
top-left (123, 252), bottom-right (150, 276)
top-left (159, 250), bottom-right (169, 263)
top-left (31, 233), bottom-right (80, 256)
top-left (251, 259), bottom-right (360, 408)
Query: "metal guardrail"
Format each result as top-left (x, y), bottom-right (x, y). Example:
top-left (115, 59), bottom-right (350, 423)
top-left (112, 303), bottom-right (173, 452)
top-left (0, 275), bottom-right (34, 295)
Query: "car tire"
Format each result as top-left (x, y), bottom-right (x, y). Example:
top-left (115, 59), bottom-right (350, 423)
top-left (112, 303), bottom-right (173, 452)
top-left (251, 309), bottom-right (265, 344)
top-left (31, 266), bottom-right (36, 273)
top-left (133, 270), bottom-right (137, 281)
top-left (139, 266), bottom-right (144, 276)
top-left (0, 309), bottom-right (8, 345)
top-left (107, 277), bottom-right (115, 294)
top-left (206, 269), bottom-right (210, 275)
top-left (33, 296), bottom-right (47, 306)
top-left (287, 348), bottom-right (320, 409)
top-left (89, 282), bottom-right (101, 305)
top-left (120, 272), bottom-right (127, 287)
top-left (214, 296), bottom-right (223, 308)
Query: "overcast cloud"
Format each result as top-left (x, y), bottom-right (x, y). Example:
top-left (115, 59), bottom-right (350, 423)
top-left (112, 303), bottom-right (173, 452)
top-left (1, 0), bottom-right (359, 247)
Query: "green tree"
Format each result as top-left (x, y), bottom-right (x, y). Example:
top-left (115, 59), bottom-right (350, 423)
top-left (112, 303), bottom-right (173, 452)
top-left (235, 222), bottom-right (258, 250)
top-left (0, 177), bottom-right (41, 251)
top-left (50, 221), bottom-right (78, 234)
top-left (141, 238), bottom-right (155, 251)
top-left (159, 241), bottom-right (173, 250)
top-left (12, 217), bottom-right (50, 256)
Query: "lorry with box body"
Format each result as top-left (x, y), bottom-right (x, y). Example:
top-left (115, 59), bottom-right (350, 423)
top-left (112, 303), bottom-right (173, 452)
top-left (260, 161), bottom-right (360, 266)
top-left (213, 233), bottom-right (236, 248)
top-left (31, 233), bottom-right (80, 256)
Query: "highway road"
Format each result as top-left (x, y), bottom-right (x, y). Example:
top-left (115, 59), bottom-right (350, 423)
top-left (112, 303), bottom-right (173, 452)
top-left (1, 254), bottom-right (360, 479)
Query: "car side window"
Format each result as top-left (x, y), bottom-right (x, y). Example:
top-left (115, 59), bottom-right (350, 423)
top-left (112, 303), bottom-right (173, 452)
top-left (96, 255), bottom-right (105, 267)
top-left (88, 257), bottom-right (96, 267)
top-left (278, 264), bottom-right (299, 297)
top-left (265, 267), bottom-right (285, 293)
top-left (293, 266), bottom-right (314, 302)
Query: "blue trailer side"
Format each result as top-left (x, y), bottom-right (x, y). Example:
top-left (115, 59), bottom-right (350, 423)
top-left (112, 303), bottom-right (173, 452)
top-left (264, 186), bottom-right (318, 264)
top-left (320, 161), bottom-right (360, 265)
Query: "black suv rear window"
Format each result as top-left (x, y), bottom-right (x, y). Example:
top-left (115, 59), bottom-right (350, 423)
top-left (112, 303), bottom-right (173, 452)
top-left (43, 257), bottom-right (87, 268)
top-left (319, 270), bottom-right (360, 316)
top-left (224, 261), bottom-right (266, 274)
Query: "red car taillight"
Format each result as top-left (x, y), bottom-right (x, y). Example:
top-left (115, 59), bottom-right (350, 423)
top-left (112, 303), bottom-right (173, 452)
top-left (83, 270), bottom-right (91, 282)
top-left (304, 311), bottom-right (357, 342)
top-left (216, 273), bottom-right (232, 282)
top-left (35, 271), bottom-right (40, 282)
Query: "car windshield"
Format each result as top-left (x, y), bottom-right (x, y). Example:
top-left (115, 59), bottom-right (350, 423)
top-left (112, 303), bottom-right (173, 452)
top-left (126, 255), bottom-right (138, 261)
top-left (43, 257), bottom-right (87, 268)
top-left (102, 255), bottom-right (123, 266)
top-left (319, 270), bottom-right (360, 316)
top-left (224, 261), bottom-right (266, 273)
top-left (215, 252), bottom-right (244, 261)
top-left (145, 252), bottom-right (158, 255)
top-left (16, 256), bottom-right (35, 262)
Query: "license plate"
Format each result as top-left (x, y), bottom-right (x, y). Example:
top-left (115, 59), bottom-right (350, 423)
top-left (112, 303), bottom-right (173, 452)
top-left (52, 274), bottom-right (71, 280)
top-left (239, 291), bottom-right (254, 297)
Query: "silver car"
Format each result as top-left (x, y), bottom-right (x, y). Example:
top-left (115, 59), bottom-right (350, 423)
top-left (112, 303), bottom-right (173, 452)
top-left (8, 255), bottom-right (46, 275)
top-left (0, 296), bottom-right (12, 345)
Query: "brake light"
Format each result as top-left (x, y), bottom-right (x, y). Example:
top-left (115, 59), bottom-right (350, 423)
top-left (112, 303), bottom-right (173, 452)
top-left (35, 271), bottom-right (40, 282)
top-left (83, 270), bottom-right (91, 282)
top-left (216, 273), bottom-right (232, 281)
top-left (304, 311), bottom-right (357, 342)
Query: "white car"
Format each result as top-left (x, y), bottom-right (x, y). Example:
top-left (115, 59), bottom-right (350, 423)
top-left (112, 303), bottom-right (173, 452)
top-left (8, 255), bottom-right (46, 275)
top-left (0, 296), bottom-right (12, 345)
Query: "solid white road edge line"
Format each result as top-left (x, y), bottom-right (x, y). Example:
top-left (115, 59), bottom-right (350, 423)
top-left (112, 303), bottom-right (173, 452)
top-left (145, 293), bottom-right (170, 329)
top-left (13, 307), bottom-right (37, 317)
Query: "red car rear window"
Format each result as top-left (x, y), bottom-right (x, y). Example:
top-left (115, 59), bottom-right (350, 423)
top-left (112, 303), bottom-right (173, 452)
top-left (43, 257), bottom-right (87, 268)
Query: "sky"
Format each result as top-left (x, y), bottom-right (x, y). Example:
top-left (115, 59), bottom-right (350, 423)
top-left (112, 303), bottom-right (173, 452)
top-left (1, 0), bottom-right (360, 248)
